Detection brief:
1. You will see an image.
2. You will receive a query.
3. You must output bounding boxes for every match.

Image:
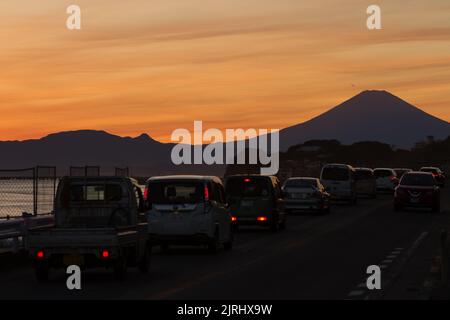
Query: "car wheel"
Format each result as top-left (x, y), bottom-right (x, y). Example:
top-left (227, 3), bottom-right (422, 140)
top-left (223, 229), bottom-right (234, 251)
top-left (35, 264), bottom-right (49, 282)
top-left (270, 219), bottom-right (279, 232)
top-left (161, 244), bottom-right (170, 253)
top-left (279, 215), bottom-right (287, 230)
top-left (113, 257), bottom-right (127, 280)
top-left (208, 229), bottom-right (220, 253)
top-left (432, 204), bottom-right (440, 214)
top-left (138, 246), bottom-right (151, 274)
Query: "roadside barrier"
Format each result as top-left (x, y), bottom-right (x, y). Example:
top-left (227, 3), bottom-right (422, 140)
top-left (0, 214), bottom-right (54, 252)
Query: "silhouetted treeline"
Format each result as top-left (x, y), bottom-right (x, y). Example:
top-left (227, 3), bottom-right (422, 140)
top-left (225, 136), bottom-right (450, 181)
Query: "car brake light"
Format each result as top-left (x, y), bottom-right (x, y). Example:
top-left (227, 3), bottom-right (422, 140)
top-left (144, 187), bottom-right (149, 201)
top-left (36, 250), bottom-right (44, 259)
top-left (102, 250), bottom-right (109, 258)
top-left (204, 185), bottom-right (209, 201)
top-left (244, 178), bottom-right (251, 183)
top-left (257, 216), bottom-right (268, 222)
top-left (231, 216), bottom-right (237, 222)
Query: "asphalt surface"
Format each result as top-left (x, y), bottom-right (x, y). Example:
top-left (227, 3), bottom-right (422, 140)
top-left (1, 189), bottom-right (450, 300)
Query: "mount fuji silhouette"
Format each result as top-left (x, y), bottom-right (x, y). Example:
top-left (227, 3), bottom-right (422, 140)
top-left (279, 90), bottom-right (450, 150)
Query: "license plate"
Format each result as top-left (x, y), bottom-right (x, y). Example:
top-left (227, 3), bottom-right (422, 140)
top-left (410, 197), bottom-right (420, 204)
top-left (241, 200), bottom-right (253, 207)
top-left (63, 254), bottom-right (84, 266)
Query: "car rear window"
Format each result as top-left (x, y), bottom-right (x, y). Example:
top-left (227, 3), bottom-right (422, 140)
top-left (69, 184), bottom-right (123, 202)
top-left (148, 180), bottom-right (203, 205)
top-left (226, 177), bottom-right (272, 198)
top-left (355, 170), bottom-right (373, 180)
top-left (321, 167), bottom-right (349, 181)
top-left (374, 170), bottom-right (394, 178)
top-left (400, 174), bottom-right (435, 187)
top-left (284, 179), bottom-right (317, 188)
top-left (394, 169), bottom-right (409, 177)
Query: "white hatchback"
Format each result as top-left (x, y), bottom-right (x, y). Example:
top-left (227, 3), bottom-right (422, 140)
top-left (145, 175), bottom-right (233, 252)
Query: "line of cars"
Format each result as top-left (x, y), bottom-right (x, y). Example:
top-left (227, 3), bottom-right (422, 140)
top-left (28, 174), bottom-right (287, 281)
top-left (283, 164), bottom-right (446, 214)
top-left (27, 164), bottom-right (446, 281)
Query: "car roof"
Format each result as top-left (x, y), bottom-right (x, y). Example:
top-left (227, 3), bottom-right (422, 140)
top-left (286, 177), bottom-right (318, 180)
top-left (322, 163), bottom-right (354, 169)
top-left (147, 175), bottom-right (221, 183)
top-left (373, 168), bottom-right (395, 171)
top-left (226, 174), bottom-right (275, 179)
top-left (420, 167), bottom-right (439, 170)
top-left (403, 171), bottom-right (433, 176)
top-left (355, 167), bottom-right (373, 171)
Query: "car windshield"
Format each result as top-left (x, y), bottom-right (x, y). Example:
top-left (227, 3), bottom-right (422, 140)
top-left (355, 170), bottom-right (373, 180)
top-left (321, 167), bottom-right (349, 181)
top-left (148, 180), bottom-right (203, 204)
top-left (374, 170), bottom-right (393, 178)
top-left (284, 179), bottom-right (317, 188)
top-left (400, 174), bottom-right (435, 187)
top-left (226, 177), bottom-right (271, 198)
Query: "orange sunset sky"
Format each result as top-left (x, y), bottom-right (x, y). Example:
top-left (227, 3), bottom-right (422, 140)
top-left (0, 0), bottom-right (449, 142)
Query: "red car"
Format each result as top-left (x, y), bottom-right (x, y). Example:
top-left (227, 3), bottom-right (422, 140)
top-left (394, 172), bottom-right (440, 212)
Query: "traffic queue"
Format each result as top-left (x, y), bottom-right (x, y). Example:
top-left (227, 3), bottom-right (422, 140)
top-left (28, 164), bottom-right (446, 281)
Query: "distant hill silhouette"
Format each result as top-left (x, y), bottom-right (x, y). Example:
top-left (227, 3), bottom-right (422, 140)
top-left (1, 90), bottom-right (449, 176)
top-left (0, 130), bottom-right (224, 176)
top-left (279, 90), bottom-right (450, 150)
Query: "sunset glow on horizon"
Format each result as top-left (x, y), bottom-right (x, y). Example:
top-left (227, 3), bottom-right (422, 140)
top-left (0, 0), bottom-right (449, 142)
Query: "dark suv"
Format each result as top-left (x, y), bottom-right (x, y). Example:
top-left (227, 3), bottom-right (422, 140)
top-left (225, 175), bottom-right (286, 231)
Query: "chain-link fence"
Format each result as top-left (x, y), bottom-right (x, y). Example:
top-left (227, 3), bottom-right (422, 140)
top-left (0, 167), bottom-right (57, 219)
top-left (115, 167), bottom-right (129, 177)
top-left (70, 166), bottom-right (100, 177)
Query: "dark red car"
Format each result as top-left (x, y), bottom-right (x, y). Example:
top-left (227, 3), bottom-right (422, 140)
top-left (394, 172), bottom-right (440, 212)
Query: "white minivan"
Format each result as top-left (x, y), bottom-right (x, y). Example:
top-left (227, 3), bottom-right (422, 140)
top-left (145, 175), bottom-right (233, 252)
top-left (320, 164), bottom-right (357, 204)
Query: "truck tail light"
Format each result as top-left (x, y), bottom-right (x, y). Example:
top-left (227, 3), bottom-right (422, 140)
top-left (101, 250), bottom-right (110, 259)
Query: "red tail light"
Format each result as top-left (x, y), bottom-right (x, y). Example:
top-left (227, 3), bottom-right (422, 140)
top-left (36, 250), bottom-right (44, 259)
top-left (144, 186), bottom-right (149, 201)
top-left (231, 216), bottom-right (237, 222)
top-left (257, 216), bottom-right (268, 222)
top-left (204, 185), bottom-right (210, 201)
top-left (244, 178), bottom-right (251, 183)
top-left (101, 250), bottom-right (110, 259)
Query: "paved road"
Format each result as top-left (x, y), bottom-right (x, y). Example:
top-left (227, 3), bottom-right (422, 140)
top-left (1, 189), bottom-right (449, 300)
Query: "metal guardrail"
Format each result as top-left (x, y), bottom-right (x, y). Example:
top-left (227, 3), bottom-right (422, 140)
top-left (0, 214), bottom-right (54, 252)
